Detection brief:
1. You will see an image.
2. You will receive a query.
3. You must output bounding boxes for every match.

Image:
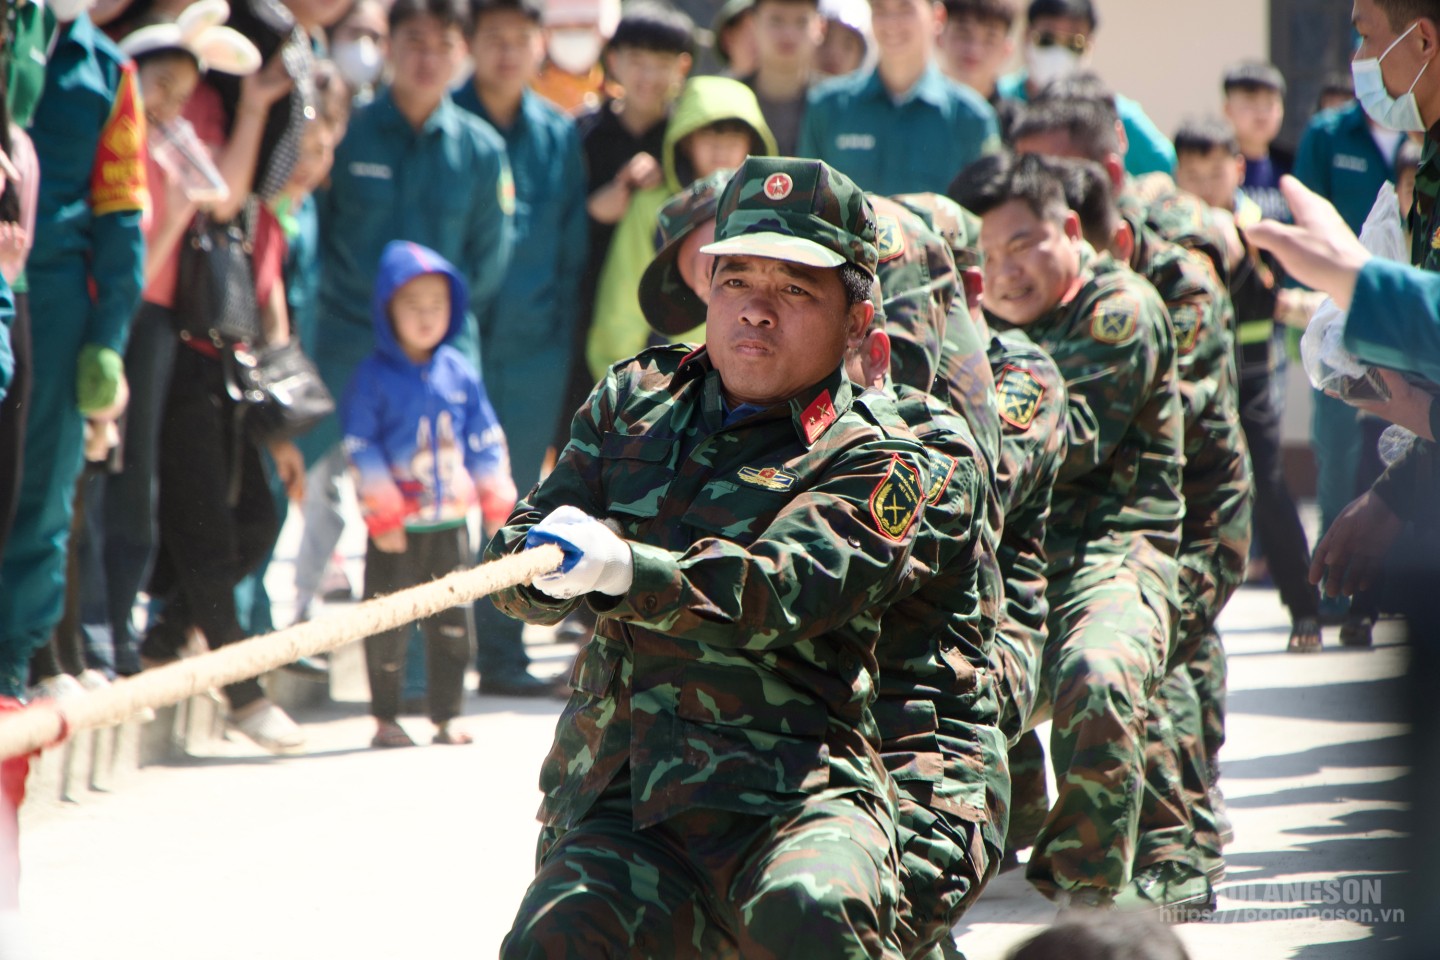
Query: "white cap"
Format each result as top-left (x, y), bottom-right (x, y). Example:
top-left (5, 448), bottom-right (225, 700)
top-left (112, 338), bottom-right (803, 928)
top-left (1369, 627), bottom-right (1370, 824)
top-left (119, 0), bottom-right (262, 75)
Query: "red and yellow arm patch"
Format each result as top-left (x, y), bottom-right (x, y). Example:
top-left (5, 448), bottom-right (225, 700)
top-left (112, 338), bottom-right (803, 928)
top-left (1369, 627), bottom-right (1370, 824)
top-left (868, 454), bottom-right (923, 542)
top-left (90, 63), bottom-right (149, 217)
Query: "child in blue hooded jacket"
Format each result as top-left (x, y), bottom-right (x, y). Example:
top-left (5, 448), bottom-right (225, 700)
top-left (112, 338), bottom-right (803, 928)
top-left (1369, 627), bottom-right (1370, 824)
top-left (342, 241), bottom-right (517, 748)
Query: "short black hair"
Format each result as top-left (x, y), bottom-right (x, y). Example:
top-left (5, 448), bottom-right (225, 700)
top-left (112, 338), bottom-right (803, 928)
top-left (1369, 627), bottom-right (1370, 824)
top-left (943, 0), bottom-right (1018, 29)
top-left (1043, 154), bottom-right (1115, 250)
top-left (840, 263), bottom-right (873, 306)
top-left (951, 151), bottom-right (1070, 225)
top-left (390, 0), bottom-right (472, 37)
top-left (1026, 0), bottom-right (1096, 30)
top-left (469, 0), bottom-right (542, 30)
top-left (609, 2), bottom-right (696, 57)
top-left (1374, 0), bottom-right (1440, 33)
top-left (1035, 70), bottom-right (1117, 118)
top-left (1010, 95), bottom-right (1119, 162)
top-left (1222, 60), bottom-right (1286, 97)
top-left (1173, 116), bottom-right (1240, 159)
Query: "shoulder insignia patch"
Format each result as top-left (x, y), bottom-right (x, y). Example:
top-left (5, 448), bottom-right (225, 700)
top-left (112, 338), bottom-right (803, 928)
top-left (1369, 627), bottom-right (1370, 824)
top-left (800, 389), bottom-right (837, 445)
top-left (995, 364), bottom-right (1045, 430)
top-left (869, 455), bottom-right (923, 542)
top-left (876, 215), bottom-right (905, 262)
top-left (926, 451), bottom-right (957, 505)
top-left (1171, 300), bottom-right (1201, 354)
top-left (1091, 294), bottom-right (1139, 344)
top-left (738, 465), bottom-right (798, 491)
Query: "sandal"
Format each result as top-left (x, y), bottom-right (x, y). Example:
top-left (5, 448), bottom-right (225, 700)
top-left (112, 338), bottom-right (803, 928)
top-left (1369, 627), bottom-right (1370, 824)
top-left (1340, 616), bottom-right (1375, 648)
top-left (433, 724), bottom-right (473, 746)
top-left (371, 721), bottom-right (416, 749)
top-left (1287, 616), bottom-right (1322, 654)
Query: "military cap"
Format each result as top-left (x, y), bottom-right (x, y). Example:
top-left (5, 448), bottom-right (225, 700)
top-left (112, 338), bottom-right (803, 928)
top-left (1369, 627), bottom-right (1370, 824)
top-left (702, 156), bottom-right (879, 277)
top-left (639, 169), bottom-right (736, 336)
top-left (893, 192), bottom-right (984, 268)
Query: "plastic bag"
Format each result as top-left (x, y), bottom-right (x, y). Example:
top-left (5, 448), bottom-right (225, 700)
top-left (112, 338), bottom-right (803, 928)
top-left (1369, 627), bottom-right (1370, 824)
top-left (1301, 182), bottom-right (1406, 392)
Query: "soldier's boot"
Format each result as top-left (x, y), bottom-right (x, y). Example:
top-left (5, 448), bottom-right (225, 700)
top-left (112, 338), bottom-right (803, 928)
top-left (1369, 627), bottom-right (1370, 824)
top-left (1114, 861), bottom-right (1215, 923)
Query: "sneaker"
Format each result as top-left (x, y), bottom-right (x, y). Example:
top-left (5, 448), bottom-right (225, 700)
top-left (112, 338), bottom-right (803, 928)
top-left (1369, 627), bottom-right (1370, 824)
top-left (1115, 862), bottom-right (1215, 923)
top-left (28, 673), bottom-right (84, 701)
top-left (1339, 616), bottom-right (1375, 648)
top-left (229, 700), bottom-right (306, 754)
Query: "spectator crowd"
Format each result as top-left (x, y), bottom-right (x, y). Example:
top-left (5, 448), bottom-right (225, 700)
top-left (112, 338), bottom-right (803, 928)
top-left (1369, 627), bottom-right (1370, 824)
top-left (2, 0), bottom-right (1438, 951)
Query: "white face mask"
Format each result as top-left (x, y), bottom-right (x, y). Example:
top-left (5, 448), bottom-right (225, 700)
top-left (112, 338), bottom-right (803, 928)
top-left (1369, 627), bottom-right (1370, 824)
top-left (547, 28), bottom-right (603, 76)
top-left (333, 36), bottom-right (384, 90)
top-left (1353, 21), bottom-right (1430, 133)
top-left (47, 0), bottom-right (96, 23)
top-left (1026, 43), bottom-right (1081, 91)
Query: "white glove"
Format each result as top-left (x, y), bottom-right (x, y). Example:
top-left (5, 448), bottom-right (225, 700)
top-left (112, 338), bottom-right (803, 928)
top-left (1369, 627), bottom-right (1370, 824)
top-left (525, 505), bottom-right (635, 599)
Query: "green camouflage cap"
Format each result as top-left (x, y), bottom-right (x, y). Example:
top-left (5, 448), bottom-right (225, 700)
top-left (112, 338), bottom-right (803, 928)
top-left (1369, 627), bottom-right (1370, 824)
top-left (640, 169), bottom-right (736, 336)
top-left (868, 194), bottom-right (958, 392)
top-left (893, 192), bottom-right (984, 268)
top-left (702, 156), bottom-right (879, 277)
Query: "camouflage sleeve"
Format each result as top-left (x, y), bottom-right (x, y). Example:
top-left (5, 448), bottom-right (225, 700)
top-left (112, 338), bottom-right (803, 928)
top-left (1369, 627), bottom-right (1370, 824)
top-left (1053, 287), bottom-right (1167, 484)
top-left (594, 442), bottom-right (929, 652)
top-left (483, 369), bottom-right (621, 625)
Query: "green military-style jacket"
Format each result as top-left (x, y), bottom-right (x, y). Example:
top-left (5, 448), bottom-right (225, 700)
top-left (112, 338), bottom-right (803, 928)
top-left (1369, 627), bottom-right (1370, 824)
top-left (873, 383), bottom-right (1005, 851)
top-left (989, 252), bottom-right (1184, 600)
top-left (1102, 220), bottom-right (1253, 604)
top-left (986, 328), bottom-right (1067, 729)
top-left (488, 345), bottom-right (930, 831)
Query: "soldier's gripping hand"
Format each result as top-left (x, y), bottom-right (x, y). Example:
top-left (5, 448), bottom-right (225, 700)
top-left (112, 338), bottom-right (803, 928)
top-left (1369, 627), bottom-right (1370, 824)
top-left (526, 505), bottom-right (634, 600)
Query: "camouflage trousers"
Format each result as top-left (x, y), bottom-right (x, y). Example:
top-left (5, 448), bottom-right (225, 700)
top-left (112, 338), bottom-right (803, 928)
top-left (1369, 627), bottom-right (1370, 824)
top-left (1026, 564), bottom-right (1171, 898)
top-left (503, 780), bottom-right (904, 960)
top-left (1005, 729), bottom-right (1050, 853)
top-left (893, 795), bottom-right (990, 960)
top-left (1135, 556), bottom-right (1238, 878)
top-left (991, 621), bottom-right (1043, 747)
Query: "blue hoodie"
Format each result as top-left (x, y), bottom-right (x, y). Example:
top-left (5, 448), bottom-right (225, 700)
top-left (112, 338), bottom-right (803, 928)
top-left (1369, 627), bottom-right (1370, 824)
top-left (342, 241), bottom-right (515, 537)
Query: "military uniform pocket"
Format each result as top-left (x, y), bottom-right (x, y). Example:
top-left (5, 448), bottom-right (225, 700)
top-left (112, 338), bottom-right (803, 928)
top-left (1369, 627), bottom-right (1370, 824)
top-left (872, 699), bottom-right (944, 785)
top-left (677, 718), bottom-right (830, 795)
top-left (600, 433), bottom-right (675, 521)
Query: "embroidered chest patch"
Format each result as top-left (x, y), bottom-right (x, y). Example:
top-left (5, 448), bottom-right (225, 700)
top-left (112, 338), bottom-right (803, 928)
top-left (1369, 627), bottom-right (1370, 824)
top-left (995, 364), bottom-right (1046, 430)
top-left (737, 465), bottom-right (798, 491)
top-left (869, 455), bottom-right (923, 542)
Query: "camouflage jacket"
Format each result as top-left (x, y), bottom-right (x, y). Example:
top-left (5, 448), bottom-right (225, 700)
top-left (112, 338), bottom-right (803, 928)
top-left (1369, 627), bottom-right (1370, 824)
top-left (487, 345), bottom-right (930, 830)
top-left (986, 328), bottom-right (1068, 688)
top-left (1102, 219), bottom-right (1253, 593)
top-left (988, 252), bottom-right (1184, 597)
top-left (873, 383), bottom-right (1004, 846)
top-left (1121, 173), bottom-right (1234, 286)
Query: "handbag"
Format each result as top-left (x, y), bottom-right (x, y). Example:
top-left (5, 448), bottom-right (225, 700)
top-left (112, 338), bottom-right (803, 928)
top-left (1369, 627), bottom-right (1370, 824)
top-left (225, 338), bottom-right (335, 444)
top-left (174, 207), bottom-right (263, 345)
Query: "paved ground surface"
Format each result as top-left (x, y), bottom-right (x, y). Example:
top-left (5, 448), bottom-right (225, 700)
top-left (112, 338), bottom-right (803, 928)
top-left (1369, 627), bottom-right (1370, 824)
top-left (10, 512), bottom-right (1415, 959)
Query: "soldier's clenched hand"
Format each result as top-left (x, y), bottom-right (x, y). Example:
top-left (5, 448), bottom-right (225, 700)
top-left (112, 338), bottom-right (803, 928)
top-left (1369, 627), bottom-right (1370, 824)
top-left (526, 506), bottom-right (635, 599)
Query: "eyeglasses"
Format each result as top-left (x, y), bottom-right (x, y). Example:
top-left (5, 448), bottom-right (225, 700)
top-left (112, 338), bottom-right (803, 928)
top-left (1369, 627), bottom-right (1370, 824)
top-left (1030, 30), bottom-right (1089, 55)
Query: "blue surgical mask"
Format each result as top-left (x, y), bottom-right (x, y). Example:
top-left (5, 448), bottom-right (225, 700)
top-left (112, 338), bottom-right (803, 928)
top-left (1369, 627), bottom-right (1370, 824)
top-left (1353, 21), bottom-right (1430, 132)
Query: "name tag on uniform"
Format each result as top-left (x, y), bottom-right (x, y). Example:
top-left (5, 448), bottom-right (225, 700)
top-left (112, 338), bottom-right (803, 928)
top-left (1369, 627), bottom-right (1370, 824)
top-left (1334, 154), bottom-right (1369, 173)
top-left (835, 133), bottom-right (876, 151)
top-left (349, 162), bottom-right (393, 180)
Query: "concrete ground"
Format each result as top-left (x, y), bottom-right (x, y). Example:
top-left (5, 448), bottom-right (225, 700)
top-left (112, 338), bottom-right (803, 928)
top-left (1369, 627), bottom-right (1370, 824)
top-left (10, 513), bottom-right (1415, 959)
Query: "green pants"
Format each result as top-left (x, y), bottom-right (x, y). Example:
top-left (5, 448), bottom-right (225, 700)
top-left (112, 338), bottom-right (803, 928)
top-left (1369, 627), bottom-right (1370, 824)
top-left (1027, 566), bottom-right (1171, 898)
top-left (505, 780), bottom-right (903, 960)
top-left (894, 796), bottom-right (987, 959)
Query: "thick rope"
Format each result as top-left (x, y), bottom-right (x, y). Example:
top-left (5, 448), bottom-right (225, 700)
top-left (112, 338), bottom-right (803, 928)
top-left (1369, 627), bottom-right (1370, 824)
top-left (0, 544), bottom-right (564, 762)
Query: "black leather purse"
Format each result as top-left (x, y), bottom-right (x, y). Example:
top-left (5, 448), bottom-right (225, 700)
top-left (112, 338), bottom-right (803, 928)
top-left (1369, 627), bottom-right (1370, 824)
top-left (224, 339), bottom-right (335, 444)
top-left (174, 208), bottom-right (262, 346)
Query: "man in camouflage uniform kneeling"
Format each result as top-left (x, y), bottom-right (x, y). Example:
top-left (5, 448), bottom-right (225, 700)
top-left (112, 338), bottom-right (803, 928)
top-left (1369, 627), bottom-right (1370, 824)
top-left (487, 157), bottom-right (929, 959)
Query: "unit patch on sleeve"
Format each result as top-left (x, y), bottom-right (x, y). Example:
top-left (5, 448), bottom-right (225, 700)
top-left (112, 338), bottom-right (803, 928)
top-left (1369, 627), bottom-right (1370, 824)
top-left (1090, 294), bottom-right (1139, 345)
top-left (1171, 300), bottom-right (1202, 354)
top-left (995, 364), bottom-right (1045, 430)
top-left (876, 215), bottom-right (905, 262)
top-left (869, 455), bottom-right (923, 542)
top-left (925, 451), bottom-right (957, 505)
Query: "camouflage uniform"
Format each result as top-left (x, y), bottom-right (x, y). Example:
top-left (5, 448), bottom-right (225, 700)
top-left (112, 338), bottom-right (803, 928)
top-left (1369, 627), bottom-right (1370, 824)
top-left (864, 198), bottom-right (1007, 955)
top-left (490, 159), bottom-right (927, 959)
top-left (1098, 221), bottom-right (1252, 887)
top-left (989, 249), bottom-right (1184, 899)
